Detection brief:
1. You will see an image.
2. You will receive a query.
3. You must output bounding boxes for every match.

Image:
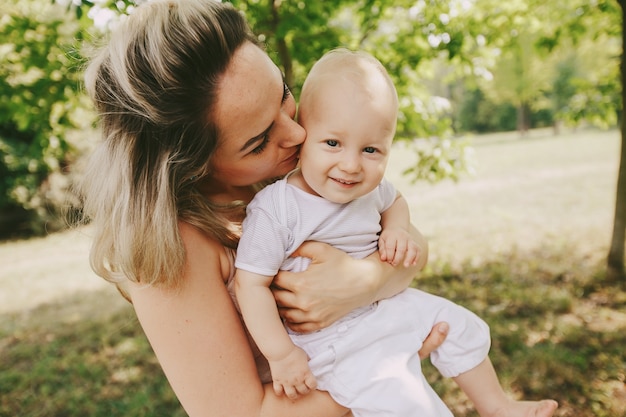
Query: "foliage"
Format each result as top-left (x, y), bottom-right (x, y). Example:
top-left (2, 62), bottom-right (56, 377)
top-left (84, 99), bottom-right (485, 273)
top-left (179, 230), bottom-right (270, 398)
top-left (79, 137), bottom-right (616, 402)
top-left (549, 54), bottom-right (580, 122)
top-left (456, 88), bottom-right (518, 133)
top-left (0, 0), bottom-right (92, 236)
top-left (403, 137), bottom-right (475, 183)
top-left (542, 0), bottom-right (622, 128)
top-left (460, 0), bottom-right (622, 133)
top-left (230, 0), bottom-right (346, 91)
top-left (456, 86), bottom-right (557, 133)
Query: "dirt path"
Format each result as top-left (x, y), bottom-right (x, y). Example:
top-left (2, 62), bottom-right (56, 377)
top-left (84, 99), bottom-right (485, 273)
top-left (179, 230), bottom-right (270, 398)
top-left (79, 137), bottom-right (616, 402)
top-left (0, 226), bottom-right (128, 330)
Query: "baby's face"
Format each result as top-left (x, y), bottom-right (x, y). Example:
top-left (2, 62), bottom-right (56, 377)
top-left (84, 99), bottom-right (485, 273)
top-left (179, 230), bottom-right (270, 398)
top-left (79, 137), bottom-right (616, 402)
top-left (297, 77), bottom-right (396, 204)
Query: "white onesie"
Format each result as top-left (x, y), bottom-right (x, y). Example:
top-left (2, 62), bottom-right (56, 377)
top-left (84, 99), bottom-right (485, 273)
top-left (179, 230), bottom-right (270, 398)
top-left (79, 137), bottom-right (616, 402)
top-left (236, 176), bottom-right (490, 417)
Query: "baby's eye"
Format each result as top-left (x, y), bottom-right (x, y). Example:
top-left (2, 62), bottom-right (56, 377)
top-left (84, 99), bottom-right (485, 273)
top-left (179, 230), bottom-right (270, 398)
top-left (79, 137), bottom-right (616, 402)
top-left (326, 140), bottom-right (339, 147)
top-left (363, 146), bottom-right (377, 154)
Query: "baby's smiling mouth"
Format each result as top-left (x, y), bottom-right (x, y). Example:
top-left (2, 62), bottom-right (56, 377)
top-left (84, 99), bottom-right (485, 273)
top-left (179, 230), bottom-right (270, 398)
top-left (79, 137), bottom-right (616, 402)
top-left (331, 177), bottom-right (358, 185)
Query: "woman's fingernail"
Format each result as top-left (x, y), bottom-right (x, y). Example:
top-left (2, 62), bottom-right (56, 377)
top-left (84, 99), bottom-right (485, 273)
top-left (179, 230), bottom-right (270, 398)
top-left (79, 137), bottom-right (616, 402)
top-left (438, 323), bottom-right (449, 334)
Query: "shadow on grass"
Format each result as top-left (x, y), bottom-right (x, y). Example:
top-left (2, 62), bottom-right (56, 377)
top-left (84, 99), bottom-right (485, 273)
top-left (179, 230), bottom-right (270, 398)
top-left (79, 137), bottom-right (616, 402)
top-left (420, 250), bottom-right (626, 417)
top-left (0, 289), bottom-right (186, 417)
top-left (1, 250), bottom-right (625, 417)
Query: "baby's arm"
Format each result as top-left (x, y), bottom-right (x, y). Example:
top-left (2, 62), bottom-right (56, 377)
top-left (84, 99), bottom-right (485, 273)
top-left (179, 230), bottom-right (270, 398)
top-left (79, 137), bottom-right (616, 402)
top-left (379, 193), bottom-right (420, 267)
top-left (234, 269), bottom-right (317, 399)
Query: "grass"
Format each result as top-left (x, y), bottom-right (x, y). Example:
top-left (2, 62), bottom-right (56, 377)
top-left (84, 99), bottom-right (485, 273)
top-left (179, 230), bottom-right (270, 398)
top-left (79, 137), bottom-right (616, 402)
top-left (419, 251), bottom-right (626, 417)
top-left (1, 304), bottom-right (184, 417)
top-left (1, 128), bottom-right (625, 416)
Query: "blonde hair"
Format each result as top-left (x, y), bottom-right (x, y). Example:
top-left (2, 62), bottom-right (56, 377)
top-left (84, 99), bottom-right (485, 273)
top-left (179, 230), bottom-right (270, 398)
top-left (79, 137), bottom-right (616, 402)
top-left (79, 0), bottom-right (258, 290)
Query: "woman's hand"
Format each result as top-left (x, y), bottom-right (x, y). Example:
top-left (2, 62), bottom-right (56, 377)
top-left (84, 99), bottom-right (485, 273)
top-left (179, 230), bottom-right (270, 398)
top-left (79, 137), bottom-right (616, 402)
top-left (270, 225), bottom-right (449, 358)
top-left (272, 241), bottom-right (372, 333)
top-left (272, 226), bottom-right (428, 332)
top-left (417, 322), bottom-right (449, 359)
top-left (271, 239), bottom-right (449, 353)
top-left (272, 225), bottom-right (428, 333)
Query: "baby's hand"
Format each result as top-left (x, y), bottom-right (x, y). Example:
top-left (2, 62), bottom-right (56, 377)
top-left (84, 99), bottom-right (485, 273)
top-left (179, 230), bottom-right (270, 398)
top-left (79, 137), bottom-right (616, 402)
top-left (269, 346), bottom-right (317, 399)
top-left (379, 227), bottom-right (420, 267)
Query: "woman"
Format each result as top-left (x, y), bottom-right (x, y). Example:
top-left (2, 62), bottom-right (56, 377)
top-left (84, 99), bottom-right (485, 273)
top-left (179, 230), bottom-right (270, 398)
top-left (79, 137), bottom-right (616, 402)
top-left (79, 0), bottom-right (447, 415)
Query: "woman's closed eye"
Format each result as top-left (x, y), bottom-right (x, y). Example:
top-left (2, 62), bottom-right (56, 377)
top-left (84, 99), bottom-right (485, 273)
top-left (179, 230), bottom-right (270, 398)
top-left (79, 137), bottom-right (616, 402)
top-left (251, 134), bottom-right (269, 155)
top-left (282, 82), bottom-right (291, 102)
top-left (250, 83), bottom-right (291, 156)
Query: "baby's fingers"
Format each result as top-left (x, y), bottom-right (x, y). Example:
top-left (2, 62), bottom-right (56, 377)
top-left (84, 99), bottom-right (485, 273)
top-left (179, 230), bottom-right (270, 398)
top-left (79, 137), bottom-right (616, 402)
top-left (280, 382), bottom-right (299, 400)
top-left (379, 237), bottom-right (390, 262)
top-left (380, 237), bottom-right (401, 264)
top-left (404, 242), bottom-right (420, 267)
top-left (272, 381), bottom-right (284, 397)
top-left (294, 374), bottom-right (317, 396)
top-left (390, 240), bottom-right (408, 266)
top-left (305, 373), bottom-right (317, 391)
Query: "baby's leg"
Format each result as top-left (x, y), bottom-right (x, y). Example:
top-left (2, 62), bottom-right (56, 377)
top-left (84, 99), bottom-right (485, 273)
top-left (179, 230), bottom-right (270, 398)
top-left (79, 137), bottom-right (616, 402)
top-left (454, 358), bottom-right (558, 417)
top-left (405, 289), bottom-right (558, 417)
top-left (410, 289), bottom-right (491, 378)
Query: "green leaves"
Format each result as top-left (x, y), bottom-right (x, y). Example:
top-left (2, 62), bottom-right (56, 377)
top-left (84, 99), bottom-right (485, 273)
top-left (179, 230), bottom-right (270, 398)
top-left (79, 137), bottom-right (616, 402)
top-left (403, 137), bottom-right (474, 184)
top-left (0, 0), bottom-right (89, 234)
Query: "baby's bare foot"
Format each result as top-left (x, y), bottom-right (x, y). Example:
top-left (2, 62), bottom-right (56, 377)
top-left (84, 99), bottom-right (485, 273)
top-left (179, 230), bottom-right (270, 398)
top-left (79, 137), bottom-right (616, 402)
top-left (531, 400), bottom-right (558, 417)
top-left (488, 399), bottom-right (558, 417)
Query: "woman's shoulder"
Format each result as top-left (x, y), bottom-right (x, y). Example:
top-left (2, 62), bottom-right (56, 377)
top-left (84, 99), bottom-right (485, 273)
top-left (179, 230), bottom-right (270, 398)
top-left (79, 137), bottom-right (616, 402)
top-left (127, 222), bottom-right (234, 303)
top-left (178, 221), bottom-right (234, 284)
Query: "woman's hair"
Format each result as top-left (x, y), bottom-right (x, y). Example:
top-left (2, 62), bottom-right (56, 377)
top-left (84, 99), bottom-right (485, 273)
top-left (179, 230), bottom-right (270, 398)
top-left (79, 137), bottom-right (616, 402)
top-left (79, 0), bottom-right (258, 289)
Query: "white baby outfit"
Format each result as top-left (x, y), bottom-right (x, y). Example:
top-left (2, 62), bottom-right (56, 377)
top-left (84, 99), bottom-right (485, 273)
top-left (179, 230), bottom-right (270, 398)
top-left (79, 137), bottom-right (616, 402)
top-left (235, 177), bottom-right (490, 417)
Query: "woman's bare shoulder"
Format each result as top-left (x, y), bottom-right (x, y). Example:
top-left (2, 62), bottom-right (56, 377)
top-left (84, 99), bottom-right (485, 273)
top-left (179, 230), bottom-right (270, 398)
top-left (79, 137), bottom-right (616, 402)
top-left (178, 221), bottom-right (233, 284)
top-left (127, 221), bottom-right (233, 311)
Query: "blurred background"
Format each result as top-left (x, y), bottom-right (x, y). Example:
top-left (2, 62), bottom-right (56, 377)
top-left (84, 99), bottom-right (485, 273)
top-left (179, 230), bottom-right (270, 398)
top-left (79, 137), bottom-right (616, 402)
top-left (1, 0), bottom-right (624, 416)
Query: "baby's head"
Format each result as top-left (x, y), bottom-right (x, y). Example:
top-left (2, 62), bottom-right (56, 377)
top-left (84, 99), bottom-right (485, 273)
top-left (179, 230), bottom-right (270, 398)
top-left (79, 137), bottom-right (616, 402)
top-left (296, 49), bottom-right (398, 204)
top-left (298, 49), bottom-right (398, 130)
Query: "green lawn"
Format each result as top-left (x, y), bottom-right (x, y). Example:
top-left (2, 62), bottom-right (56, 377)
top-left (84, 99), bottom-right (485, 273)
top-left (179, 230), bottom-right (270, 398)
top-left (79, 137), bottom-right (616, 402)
top-left (1, 128), bottom-right (624, 416)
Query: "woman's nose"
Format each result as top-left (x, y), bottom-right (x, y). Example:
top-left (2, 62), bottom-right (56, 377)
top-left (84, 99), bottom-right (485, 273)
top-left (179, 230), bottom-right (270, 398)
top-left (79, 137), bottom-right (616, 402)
top-left (278, 116), bottom-right (306, 148)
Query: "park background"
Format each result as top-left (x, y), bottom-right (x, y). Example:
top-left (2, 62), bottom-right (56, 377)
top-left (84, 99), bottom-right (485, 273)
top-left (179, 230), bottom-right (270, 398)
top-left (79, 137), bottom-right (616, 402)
top-left (1, 0), bottom-right (625, 416)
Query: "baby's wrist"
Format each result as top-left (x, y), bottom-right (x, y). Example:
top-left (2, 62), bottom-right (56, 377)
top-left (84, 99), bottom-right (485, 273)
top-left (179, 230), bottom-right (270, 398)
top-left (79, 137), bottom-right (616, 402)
top-left (266, 343), bottom-right (299, 363)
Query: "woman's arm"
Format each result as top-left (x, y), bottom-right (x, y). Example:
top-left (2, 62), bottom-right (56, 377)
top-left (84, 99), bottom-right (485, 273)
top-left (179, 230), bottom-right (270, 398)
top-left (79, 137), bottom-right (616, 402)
top-left (272, 224), bottom-right (428, 333)
top-left (128, 222), bottom-right (347, 417)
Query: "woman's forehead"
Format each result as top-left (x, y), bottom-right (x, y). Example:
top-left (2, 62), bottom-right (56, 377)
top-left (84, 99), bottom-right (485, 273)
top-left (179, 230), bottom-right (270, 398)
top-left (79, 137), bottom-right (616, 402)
top-left (213, 43), bottom-right (283, 151)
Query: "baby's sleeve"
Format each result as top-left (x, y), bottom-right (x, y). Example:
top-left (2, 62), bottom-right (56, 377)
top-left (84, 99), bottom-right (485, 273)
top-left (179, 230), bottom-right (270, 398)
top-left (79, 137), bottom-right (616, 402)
top-left (235, 205), bottom-right (291, 277)
top-left (379, 177), bottom-right (399, 212)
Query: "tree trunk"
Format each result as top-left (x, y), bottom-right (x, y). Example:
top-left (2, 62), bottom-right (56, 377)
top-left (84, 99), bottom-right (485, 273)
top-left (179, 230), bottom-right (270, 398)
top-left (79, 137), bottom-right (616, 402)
top-left (270, 0), bottom-right (293, 87)
top-left (517, 102), bottom-right (530, 136)
top-left (608, 0), bottom-right (626, 281)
